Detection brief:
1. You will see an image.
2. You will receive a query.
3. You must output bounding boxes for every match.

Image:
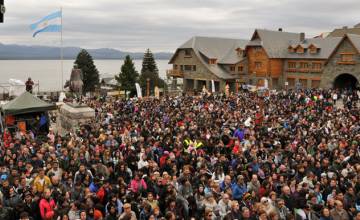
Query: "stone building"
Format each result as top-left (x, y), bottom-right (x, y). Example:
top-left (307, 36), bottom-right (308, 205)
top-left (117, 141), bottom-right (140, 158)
top-left (168, 36), bottom-right (248, 93)
top-left (168, 28), bottom-right (360, 92)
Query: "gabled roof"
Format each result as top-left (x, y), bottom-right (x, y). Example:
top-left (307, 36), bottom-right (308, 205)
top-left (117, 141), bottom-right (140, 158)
top-left (286, 37), bottom-right (343, 59)
top-left (248, 29), bottom-right (301, 58)
top-left (1, 92), bottom-right (56, 115)
top-left (169, 36), bottom-right (248, 79)
top-left (346, 34), bottom-right (360, 53)
top-left (329, 27), bottom-right (360, 37)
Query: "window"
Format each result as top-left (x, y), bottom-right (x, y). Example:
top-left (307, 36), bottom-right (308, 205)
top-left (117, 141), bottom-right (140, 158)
top-left (184, 65), bottom-right (192, 71)
top-left (300, 62), bottom-right (309, 69)
top-left (192, 65), bottom-right (196, 71)
top-left (230, 66), bottom-right (235, 72)
top-left (236, 48), bottom-right (243, 56)
top-left (299, 79), bottom-right (308, 88)
top-left (312, 63), bottom-right (322, 70)
top-left (209, 59), bottom-right (217, 64)
top-left (254, 47), bottom-right (262, 52)
top-left (288, 62), bottom-right (296, 69)
top-left (296, 47), bottom-right (304, 54)
top-left (310, 47), bottom-right (317, 54)
top-left (238, 66), bottom-right (244, 72)
top-left (311, 80), bottom-right (320, 88)
top-left (255, 62), bottom-right (262, 69)
top-left (272, 78), bottom-right (279, 88)
top-left (288, 47), bottom-right (295, 53)
top-left (287, 78), bottom-right (295, 87)
top-left (184, 49), bottom-right (191, 56)
top-left (174, 64), bottom-right (178, 70)
top-left (341, 54), bottom-right (354, 62)
top-left (180, 65), bottom-right (184, 71)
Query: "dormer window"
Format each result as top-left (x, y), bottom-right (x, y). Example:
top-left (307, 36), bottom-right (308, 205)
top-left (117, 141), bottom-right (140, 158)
top-left (288, 46), bottom-right (295, 53)
top-left (309, 44), bottom-right (318, 54)
top-left (296, 45), bottom-right (304, 54)
top-left (254, 46), bottom-right (262, 52)
top-left (236, 48), bottom-right (243, 56)
top-left (209, 58), bottom-right (217, 64)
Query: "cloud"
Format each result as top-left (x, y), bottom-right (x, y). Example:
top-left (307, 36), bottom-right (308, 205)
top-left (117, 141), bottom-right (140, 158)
top-left (0, 0), bottom-right (360, 52)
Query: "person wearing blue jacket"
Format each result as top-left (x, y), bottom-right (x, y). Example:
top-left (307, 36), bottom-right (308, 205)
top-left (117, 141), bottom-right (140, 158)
top-left (232, 175), bottom-right (247, 201)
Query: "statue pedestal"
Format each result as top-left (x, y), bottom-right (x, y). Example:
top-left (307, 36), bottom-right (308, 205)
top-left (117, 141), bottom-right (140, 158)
top-left (57, 103), bottom-right (95, 135)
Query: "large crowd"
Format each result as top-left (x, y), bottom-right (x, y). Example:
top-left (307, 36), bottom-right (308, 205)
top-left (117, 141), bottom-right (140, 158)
top-left (0, 88), bottom-right (359, 220)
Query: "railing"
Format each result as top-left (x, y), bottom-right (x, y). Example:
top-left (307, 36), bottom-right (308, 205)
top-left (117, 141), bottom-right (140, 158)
top-left (166, 69), bottom-right (184, 78)
top-left (337, 61), bottom-right (356, 65)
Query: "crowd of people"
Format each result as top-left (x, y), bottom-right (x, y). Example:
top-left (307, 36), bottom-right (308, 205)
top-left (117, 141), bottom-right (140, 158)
top-left (0, 88), bottom-right (359, 220)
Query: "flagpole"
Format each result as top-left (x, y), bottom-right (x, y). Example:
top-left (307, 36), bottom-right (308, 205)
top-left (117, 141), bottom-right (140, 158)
top-left (60, 6), bottom-right (63, 91)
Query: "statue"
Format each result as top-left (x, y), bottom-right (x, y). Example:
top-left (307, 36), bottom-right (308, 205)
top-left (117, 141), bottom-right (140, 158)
top-left (63, 65), bottom-right (84, 105)
top-left (70, 66), bottom-right (83, 94)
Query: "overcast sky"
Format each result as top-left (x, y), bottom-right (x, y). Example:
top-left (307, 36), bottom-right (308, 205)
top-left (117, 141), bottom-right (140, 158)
top-left (1, 0), bottom-right (359, 52)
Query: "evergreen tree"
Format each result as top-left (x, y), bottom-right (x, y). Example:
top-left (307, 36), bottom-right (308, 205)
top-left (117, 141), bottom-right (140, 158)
top-left (74, 49), bottom-right (100, 94)
top-left (116, 55), bottom-right (139, 98)
top-left (139, 49), bottom-right (166, 95)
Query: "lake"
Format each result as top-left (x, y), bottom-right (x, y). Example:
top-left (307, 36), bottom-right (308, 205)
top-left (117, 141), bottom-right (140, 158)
top-left (0, 59), bottom-right (171, 92)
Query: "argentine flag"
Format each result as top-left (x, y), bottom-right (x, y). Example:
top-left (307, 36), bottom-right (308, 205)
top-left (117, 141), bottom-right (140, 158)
top-left (30, 10), bottom-right (62, 38)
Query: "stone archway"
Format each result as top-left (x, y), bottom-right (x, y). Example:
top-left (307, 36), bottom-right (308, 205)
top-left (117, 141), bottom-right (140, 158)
top-left (333, 73), bottom-right (359, 90)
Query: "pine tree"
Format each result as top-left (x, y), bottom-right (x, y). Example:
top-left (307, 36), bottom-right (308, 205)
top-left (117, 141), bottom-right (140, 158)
top-left (141, 48), bottom-right (159, 76)
top-left (139, 49), bottom-right (166, 95)
top-left (116, 55), bottom-right (139, 98)
top-left (74, 49), bottom-right (100, 94)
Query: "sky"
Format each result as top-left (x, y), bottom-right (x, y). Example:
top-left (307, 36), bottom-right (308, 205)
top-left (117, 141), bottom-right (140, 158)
top-left (0, 0), bottom-right (360, 52)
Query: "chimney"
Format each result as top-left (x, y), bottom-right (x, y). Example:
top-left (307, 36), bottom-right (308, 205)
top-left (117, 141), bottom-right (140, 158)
top-left (278, 28), bottom-right (283, 32)
top-left (300, 32), bottom-right (305, 42)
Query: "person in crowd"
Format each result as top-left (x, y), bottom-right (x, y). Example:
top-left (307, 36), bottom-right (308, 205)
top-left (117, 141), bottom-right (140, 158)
top-left (0, 88), bottom-right (357, 220)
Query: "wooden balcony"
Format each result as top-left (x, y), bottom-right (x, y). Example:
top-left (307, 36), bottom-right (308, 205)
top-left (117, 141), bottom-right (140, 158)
top-left (166, 69), bottom-right (184, 78)
top-left (286, 68), bottom-right (297, 72)
top-left (311, 69), bottom-right (322, 73)
top-left (337, 61), bottom-right (356, 65)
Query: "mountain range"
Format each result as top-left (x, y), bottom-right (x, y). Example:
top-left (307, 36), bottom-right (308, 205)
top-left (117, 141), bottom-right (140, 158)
top-left (0, 43), bottom-right (173, 60)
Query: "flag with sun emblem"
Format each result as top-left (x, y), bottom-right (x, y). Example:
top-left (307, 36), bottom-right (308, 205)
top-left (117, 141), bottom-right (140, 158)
top-left (30, 10), bottom-right (62, 37)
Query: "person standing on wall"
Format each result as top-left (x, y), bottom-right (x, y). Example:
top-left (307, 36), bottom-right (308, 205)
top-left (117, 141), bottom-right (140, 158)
top-left (25, 77), bottom-right (34, 93)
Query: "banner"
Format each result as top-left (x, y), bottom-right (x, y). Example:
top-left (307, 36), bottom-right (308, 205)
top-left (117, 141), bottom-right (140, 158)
top-left (154, 86), bottom-right (159, 98)
top-left (264, 79), bottom-right (268, 89)
top-left (211, 80), bottom-right (215, 93)
top-left (135, 83), bottom-right (142, 98)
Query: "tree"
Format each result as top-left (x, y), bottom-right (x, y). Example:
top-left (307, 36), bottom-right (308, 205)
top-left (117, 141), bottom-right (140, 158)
top-left (116, 55), bottom-right (139, 98)
top-left (139, 49), bottom-right (166, 95)
top-left (74, 49), bottom-right (100, 94)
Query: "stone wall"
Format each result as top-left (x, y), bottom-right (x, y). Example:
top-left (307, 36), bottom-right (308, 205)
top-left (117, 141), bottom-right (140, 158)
top-left (321, 37), bottom-right (360, 88)
top-left (57, 103), bottom-right (95, 136)
top-left (172, 49), bottom-right (224, 91)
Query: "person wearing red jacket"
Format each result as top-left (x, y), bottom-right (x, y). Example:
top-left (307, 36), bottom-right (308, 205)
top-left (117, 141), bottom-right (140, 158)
top-left (39, 188), bottom-right (56, 220)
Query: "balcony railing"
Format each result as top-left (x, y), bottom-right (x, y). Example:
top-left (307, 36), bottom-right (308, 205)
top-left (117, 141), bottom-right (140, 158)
top-left (166, 69), bottom-right (184, 78)
top-left (337, 61), bottom-right (356, 65)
